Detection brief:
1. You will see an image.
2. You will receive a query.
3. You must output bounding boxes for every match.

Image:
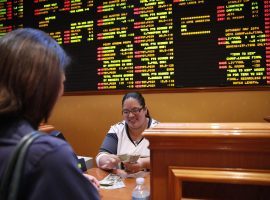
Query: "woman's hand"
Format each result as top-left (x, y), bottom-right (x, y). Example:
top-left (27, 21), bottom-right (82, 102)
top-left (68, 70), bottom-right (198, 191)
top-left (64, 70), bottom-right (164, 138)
top-left (123, 157), bottom-right (150, 173)
top-left (83, 174), bottom-right (100, 190)
top-left (99, 154), bottom-right (121, 170)
top-left (123, 159), bottom-right (144, 173)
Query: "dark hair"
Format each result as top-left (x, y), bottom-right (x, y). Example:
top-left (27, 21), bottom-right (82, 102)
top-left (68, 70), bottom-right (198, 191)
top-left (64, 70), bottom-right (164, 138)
top-left (0, 28), bottom-right (70, 128)
top-left (122, 92), bottom-right (150, 118)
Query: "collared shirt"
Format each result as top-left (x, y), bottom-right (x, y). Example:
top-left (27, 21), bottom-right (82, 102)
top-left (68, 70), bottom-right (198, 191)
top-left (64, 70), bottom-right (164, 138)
top-left (96, 118), bottom-right (159, 166)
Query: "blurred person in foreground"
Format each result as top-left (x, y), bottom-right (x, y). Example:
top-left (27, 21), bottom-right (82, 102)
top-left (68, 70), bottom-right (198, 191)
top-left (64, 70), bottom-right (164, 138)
top-left (96, 92), bottom-right (158, 175)
top-left (0, 28), bottom-right (100, 200)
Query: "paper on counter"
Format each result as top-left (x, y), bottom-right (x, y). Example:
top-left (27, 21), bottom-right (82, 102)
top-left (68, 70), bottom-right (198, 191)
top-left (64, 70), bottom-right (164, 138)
top-left (99, 173), bottom-right (125, 190)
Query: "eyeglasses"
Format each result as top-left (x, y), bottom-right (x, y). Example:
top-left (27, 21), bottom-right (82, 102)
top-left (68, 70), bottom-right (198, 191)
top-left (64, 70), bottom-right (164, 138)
top-left (122, 107), bottom-right (144, 116)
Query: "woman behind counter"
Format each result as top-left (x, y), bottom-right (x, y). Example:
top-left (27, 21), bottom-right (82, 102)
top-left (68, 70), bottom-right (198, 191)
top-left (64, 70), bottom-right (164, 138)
top-left (96, 92), bottom-right (158, 173)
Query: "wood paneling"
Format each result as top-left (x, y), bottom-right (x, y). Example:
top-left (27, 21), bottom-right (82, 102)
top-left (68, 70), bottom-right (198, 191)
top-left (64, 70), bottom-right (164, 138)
top-left (49, 91), bottom-right (270, 158)
top-left (168, 167), bottom-right (270, 200)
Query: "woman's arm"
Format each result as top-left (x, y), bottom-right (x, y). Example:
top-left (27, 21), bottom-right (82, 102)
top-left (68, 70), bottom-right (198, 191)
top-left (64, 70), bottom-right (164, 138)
top-left (96, 127), bottom-right (120, 170)
top-left (96, 153), bottom-right (121, 170)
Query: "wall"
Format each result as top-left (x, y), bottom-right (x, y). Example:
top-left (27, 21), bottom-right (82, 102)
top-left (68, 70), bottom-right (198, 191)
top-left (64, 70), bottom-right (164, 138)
top-left (49, 91), bottom-right (270, 160)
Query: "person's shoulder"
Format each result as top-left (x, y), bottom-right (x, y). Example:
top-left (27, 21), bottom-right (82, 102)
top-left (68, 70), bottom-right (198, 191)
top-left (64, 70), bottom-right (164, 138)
top-left (150, 118), bottom-right (159, 127)
top-left (37, 133), bottom-right (68, 149)
top-left (29, 134), bottom-right (74, 166)
top-left (109, 120), bottom-right (126, 131)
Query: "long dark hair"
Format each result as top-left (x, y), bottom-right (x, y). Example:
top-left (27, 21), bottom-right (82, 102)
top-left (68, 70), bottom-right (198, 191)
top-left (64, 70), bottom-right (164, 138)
top-left (122, 92), bottom-right (150, 118)
top-left (0, 28), bottom-right (70, 128)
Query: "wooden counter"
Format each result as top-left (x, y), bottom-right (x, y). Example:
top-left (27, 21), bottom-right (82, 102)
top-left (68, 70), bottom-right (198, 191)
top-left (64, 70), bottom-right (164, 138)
top-left (87, 168), bottom-right (150, 200)
top-left (144, 122), bottom-right (270, 200)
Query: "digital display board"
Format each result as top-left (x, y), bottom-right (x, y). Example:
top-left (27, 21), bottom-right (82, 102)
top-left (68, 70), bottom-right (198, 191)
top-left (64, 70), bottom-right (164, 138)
top-left (0, 0), bottom-right (269, 92)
